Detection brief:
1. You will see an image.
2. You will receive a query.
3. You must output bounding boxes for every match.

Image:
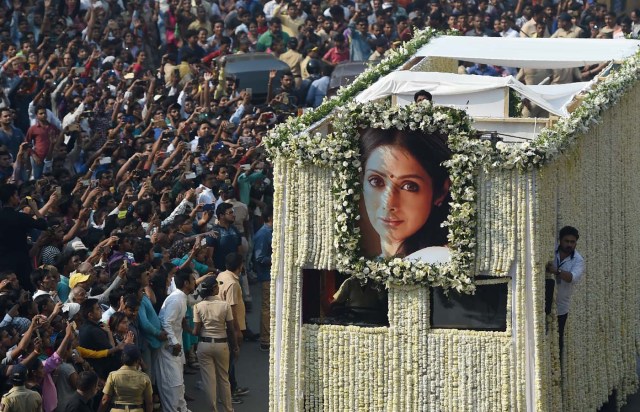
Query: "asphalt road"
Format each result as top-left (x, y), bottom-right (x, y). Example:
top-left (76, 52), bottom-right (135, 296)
top-left (184, 282), bottom-right (269, 412)
top-left (181, 282), bottom-right (640, 412)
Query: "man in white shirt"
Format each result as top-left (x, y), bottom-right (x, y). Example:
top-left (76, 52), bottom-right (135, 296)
top-left (189, 121), bottom-right (212, 153)
top-left (499, 15), bottom-right (520, 38)
top-left (197, 172), bottom-right (218, 206)
top-left (157, 269), bottom-right (196, 412)
top-left (545, 226), bottom-right (585, 355)
top-left (31, 267), bottom-right (60, 302)
top-left (263, 0), bottom-right (283, 21)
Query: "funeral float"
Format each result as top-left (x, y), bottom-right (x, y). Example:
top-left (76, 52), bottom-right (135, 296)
top-left (264, 33), bottom-right (640, 411)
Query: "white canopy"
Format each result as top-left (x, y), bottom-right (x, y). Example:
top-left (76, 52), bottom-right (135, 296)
top-left (415, 36), bottom-right (640, 69)
top-left (355, 71), bottom-right (592, 117)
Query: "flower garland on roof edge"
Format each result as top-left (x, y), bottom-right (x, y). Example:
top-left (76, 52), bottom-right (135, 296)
top-left (264, 26), bottom-right (443, 159)
top-left (263, 30), bottom-right (640, 291)
top-left (493, 51), bottom-right (640, 169)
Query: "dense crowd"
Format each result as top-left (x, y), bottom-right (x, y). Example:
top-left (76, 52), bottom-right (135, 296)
top-left (0, 0), bottom-right (636, 411)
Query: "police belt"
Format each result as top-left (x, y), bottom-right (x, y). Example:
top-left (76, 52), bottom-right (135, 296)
top-left (113, 403), bottom-right (144, 408)
top-left (199, 336), bottom-right (227, 343)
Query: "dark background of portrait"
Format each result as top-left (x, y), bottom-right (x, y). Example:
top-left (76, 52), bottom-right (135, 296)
top-left (357, 127), bottom-right (452, 260)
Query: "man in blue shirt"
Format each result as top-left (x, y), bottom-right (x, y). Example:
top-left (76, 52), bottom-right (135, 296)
top-left (210, 203), bottom-right (242, 271)
top-left (346, 15), bottom-right (373, 61)
top-left (466, 63), bottom-right (500, 77)
top-left (134, 269), bottom-right (168, 386)
top-left (0, 108), bottom-right (24, 159)
top-left (306, 64), bottom-right (332, 108)
top-left (0, 149), bottom-right (14, 183)
top-left (253, 206), bottom-right (273, 351)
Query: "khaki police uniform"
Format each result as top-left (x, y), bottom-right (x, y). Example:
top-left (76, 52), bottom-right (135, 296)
top-left (194, 295), bottom-right (234, 412)
top-left (0, 386), bottom-right (42, 412)
top-left (103, 365), bottom-right (152, 412)
top-left (217, 270), bottom-right (246, 331)
top-left (551, 25), bottom-right (583, 38)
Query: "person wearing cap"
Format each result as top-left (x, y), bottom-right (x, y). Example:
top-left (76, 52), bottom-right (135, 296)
top-left (69, 262), bottom-right (125, 306)
top-left (193, 275), bottom-right (239, 410)
top-left (98, 344), bottom-right (152, 412)
top-left (62, 302), bottom-right (81, 322)
top-left (551, 13), bottom-right (583, 38)
top-left (0, 363), bottom-right (43, 412)
top-left (69, 272), bottom-right (92, 293)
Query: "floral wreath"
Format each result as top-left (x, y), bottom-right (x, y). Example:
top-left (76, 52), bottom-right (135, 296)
top-left (264, 27), bottom-right (640, 293)
top-left (330, 100), bottom-right (491, 293)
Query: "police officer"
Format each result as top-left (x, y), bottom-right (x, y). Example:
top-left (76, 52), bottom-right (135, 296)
top-left (193, 276), bottom-right (239, 412)
top-left (97, 345), bottom-right (152, 412)
top-left (0, 364), bottom-right (42, 412)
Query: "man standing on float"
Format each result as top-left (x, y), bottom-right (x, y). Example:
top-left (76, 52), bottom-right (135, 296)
top-left (546, 226), bottom-right (585, 355)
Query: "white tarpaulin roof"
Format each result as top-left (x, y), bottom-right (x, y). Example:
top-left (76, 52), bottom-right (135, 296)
top-left (354, 71), bottom-right (592, 117)
top-left (415, 36), bottom-right (640, 69)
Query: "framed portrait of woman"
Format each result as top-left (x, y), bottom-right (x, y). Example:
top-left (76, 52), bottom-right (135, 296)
top-left (358, 127), bottom-right (452, 265)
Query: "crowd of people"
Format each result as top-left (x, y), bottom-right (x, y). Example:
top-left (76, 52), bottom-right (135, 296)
top-left (0, 0), bottom-right (635, 411)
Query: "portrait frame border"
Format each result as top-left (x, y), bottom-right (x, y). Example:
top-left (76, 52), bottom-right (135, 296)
top-left (325, 100), bottom-right (487, 293)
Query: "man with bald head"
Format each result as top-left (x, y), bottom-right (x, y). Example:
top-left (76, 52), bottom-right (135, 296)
top-left (69, 286), bottom-right (88, 304)
top-left (67, 264), bottom-right (125, 306)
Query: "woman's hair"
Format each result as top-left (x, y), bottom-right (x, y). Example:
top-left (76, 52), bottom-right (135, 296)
top-left (199, 282), bottom-right (218, 299)
top-left (359, 127), bottom-right (452, 257)
top-left (108, 312), bottom-right (128, 333)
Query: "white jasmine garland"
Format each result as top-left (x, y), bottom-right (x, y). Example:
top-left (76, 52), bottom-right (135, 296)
top-left (267, 28), bottom-right (640, 412)
top-left (265, 27), bottom-right (640, 293)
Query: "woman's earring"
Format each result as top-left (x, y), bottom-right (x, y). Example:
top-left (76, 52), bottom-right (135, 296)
top-left (434, 200), bottom-right (443, 207)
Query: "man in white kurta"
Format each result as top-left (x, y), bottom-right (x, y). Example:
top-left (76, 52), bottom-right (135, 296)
top-left (158, 269), bottom-right (195, 412)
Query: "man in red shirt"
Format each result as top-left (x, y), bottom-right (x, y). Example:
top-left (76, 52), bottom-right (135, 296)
top-left (25, 106), bottom-right (58, 180)
top-left (322, 33), bottom-right (350, 67)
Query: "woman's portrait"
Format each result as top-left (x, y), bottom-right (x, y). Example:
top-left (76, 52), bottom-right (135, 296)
top-left (359, 127), bottom-right (452, 264)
